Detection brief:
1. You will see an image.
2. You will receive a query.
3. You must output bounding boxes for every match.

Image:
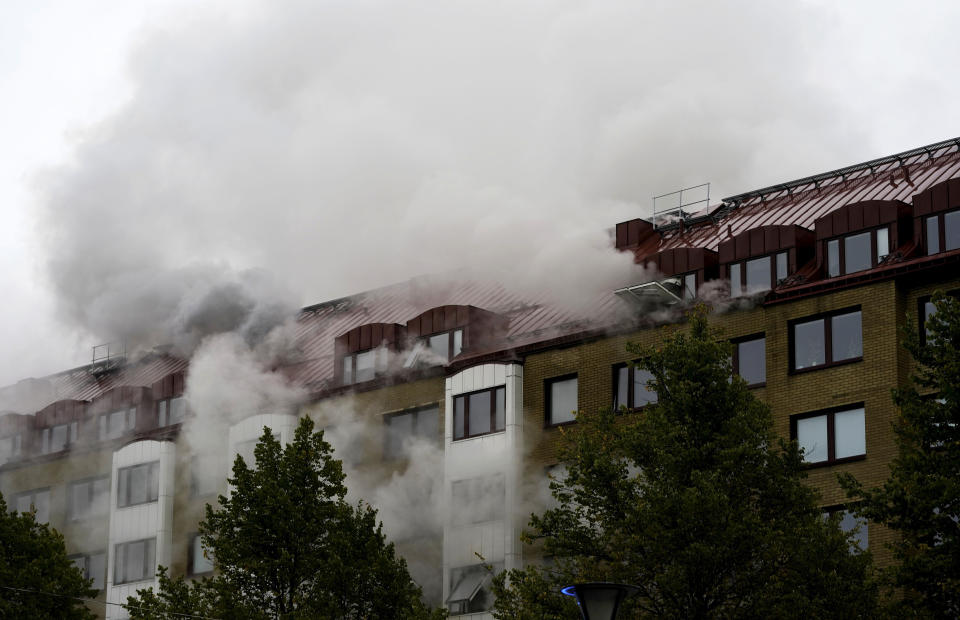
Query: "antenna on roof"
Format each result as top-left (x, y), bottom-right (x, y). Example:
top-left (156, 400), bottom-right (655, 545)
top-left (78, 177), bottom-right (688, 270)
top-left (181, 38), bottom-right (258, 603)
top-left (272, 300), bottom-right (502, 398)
top-left (652, 183), bottom-right (710, 229)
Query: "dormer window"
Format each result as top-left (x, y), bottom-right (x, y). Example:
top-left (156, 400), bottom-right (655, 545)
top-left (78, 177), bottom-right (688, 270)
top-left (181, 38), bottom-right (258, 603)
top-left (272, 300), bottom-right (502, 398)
top-left (423, 328), bottom-right (463, 364)
top-left (679, 273), bottom-right (697, 299)
top-left (729, 252), bottom-right (788, 297)
top-left (157, 396), bottom-right (186, 427)
top-left (41, 422), bottom-right (78, 454)
top-left (924, 209), bottom-right (960, 255)
top-left (99, 408), bottom-right (136, 440)
top-left (342, 348), bottom-right (387, 385)
top-left (826, 226), bottom-right (890, 277)
top-left (0, 433), bottom-right (22, 463)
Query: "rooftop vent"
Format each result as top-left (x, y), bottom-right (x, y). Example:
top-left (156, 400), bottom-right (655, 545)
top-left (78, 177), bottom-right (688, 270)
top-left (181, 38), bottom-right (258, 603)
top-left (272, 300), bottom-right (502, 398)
top-left (653, 183), bottom-right (710, 229)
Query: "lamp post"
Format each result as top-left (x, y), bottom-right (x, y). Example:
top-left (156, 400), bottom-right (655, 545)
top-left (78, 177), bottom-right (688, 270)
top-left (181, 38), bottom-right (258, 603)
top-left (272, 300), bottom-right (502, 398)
top-left (561, 582), bottom-right (639, 620)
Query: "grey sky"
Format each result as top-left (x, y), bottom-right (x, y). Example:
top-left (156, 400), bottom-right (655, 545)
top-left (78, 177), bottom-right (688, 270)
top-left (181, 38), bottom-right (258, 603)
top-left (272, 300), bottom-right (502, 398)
top-left (1, 0), bottom-right (959, 387)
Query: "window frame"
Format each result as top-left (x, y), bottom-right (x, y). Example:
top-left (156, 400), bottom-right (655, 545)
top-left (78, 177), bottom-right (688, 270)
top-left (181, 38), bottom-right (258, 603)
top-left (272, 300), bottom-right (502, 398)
top-left (823, 504), bottom-right (869, 552)
top-left (114, 538), bottom-right (156, 585)
top-left (732, 333), bottom-right (767, 388)
top-left (68, 476), bottom-right (110, 521)
top-left (116, 461), bottom-right (160, 508)
top-left (187, 533), bottom-right (214, 576)
top-left (0, 433), bottom-right (22, 464)
top-left (924, 208), bottom-right (960, 256)
top-left (612, 362), bottom-right (658, 410)
top-left (545, 374), bottom-right (579, 428)
top-left (157, 396), bottom-right (187, 427)
top-left (41, 421), bottom-right (78, 454)
top-left (453, 386), bottom-right (506, 441)
top-left (825, 225), bottom-right (891, 277)
top-left (728, 251), bottom-right (789, 297)
top-left (341, 347), bottom-right (387, 385)
top-left (790, 404), bottom-right (867, 468)
top-left (918, 291), bottom-right (959, 346)
top-left (788, 306), bottom-right (863, 373)
top-left (15, 488), bottom-right (51, 523)
top-left (383, 404), bottom-right (440, 459)
top-left (69, 551), bottom-right (106, 590)
top-left (422, 328), bottom-right (464, 364)
top-left (98, 407), bottom-right (137, 440)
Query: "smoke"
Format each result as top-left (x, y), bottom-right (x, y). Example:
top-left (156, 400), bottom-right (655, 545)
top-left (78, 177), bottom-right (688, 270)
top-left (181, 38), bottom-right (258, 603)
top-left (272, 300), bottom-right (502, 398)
top-left (31, 0), bottom-right (883, 356)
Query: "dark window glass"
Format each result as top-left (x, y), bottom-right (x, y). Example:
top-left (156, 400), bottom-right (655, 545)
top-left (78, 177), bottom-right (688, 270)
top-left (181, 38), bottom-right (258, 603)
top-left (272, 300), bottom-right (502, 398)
top-left (69, 477), bottom-right (109, 521)
top-left (158, 396), bottom-right (186, 427)
top-left (453, 386), bottom-right (506, 440)
top-left (827, 239), bottom-right (840, 277)
top-left (831, 311), bottom-right (863, 361)
top-left (384, 405), bottom-right (440, 459)
top-left (745, 256), bottom-right (771, 293)
top-left (927, 216), bottom-right (940, 255)
top-left (613, 365), bottom-right (657, 409)
top-left (735, 337), bottom-right (766, 386)
top-left (793, 406), bottom-right (865, 465)
top-left (42, 422), bottom-right (77, 454)
top-left (793, 318), bottom-right (826, 370)
top-left (547, 376), bottom-right (578, 425)
top-left (70, 552), bottom-right (106, 590)
top-left (117, 462), bottom-right (160, 508)
top-left (843, 231), bottom-right (872, 274)
top-left (15, 489), bottom-right (50, 523)
top-left (946, 210), bottom-right (960, 252)
top-left (114, 538), bottom-right (156, 584)
top-left (99, 408), bottom-right (136, 440)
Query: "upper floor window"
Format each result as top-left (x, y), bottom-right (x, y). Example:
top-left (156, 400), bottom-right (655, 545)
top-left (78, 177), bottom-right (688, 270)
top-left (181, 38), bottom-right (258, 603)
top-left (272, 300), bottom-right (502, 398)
top-left (732, 335), bottom-right (766, 387)
top-left (117, 461), bottom-right (160, 508)
top-left (70, 552), bottom-right (106, 590)
top-left (99, 407), bottom-right (136, 440)
top-left (678, 272), bottom-right (697, 299)
top-left (790, 308), bottom-right (862, 372)
top-left (234, 432), bottom-right (280, 468)
top-left (453, 386), bottom-right (505, 440)
top-left (16, 488), bottom-right (50, 524)
top-left (427, 329), bottom-right (463, 364)
top-left (920, 292), bottom-right (958, 346)
top-left (69, 476), bottom-right (109, 521)
top-left (824, 507), bottom-right (869, 552)
top-left (925, 209), bottom-right (960, 255)
top-left (158, 396), bottom-right (186, 427)
top-left (188, 534), bottom-right (214, 575)
top-left (384, 405), bottom-right (440, 459)
top-left (114, 538), bottom-right (156, 584)
top-left (0, 433), bottom-right (22, 464)
top-left (342, 348), bottom-right (387, 385)
top-left (450, 474), bottom-right (505, 524)
top-left (546, 375), bottom-right (578, 426)
top-left (826, 227), bottom-right (889, 277)
top-left (447, 562), bottom-right (501, 615)
top-left (791, 406), bottom-right (865, 466)
top-left (729, 252), bottom-right (788, 297)
top-left (41, 421), bottom-right (78, 454)
top-left (613, 364), bottom-right (657, 410)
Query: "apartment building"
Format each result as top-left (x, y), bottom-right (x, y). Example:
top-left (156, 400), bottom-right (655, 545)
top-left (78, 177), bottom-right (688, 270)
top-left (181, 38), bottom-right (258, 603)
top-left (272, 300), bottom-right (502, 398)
top-left (2, 137), bottom-right (960, 618)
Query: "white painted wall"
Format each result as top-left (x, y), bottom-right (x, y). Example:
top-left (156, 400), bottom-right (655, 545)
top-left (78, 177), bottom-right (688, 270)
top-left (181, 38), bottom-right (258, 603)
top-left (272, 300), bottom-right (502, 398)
top-left (105, 439), bottom-right (175, 619)
top-left (226, 412), bottom-right (297, 476)
top-left (443, 362), bottom-right (522, 618)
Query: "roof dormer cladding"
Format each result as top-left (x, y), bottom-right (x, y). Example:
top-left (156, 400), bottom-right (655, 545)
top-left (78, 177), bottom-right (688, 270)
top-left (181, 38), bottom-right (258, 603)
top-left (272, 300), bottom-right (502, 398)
top-left (913, 176), bottom-right (960, 219)
top-left (0, 412), bottom-right (34, 436)
top-left (36, 399), bottom-right (87, 428)
top-left (151, 370), bottom-right (185, 401)
top-left (406, 305), bottom-right (509, 352)
top-left (87, 385), bottom-right (151, 430)
top-left (334, 322), bottom-right (406, 384)
top-left (641, 247), bottom-right (719, 279)
top-left (814, 200), bottom-right (911, 243)
top-left (614, 218), bottom-right (655, 251)
top-left (719, 225), bottom-right (814, 269)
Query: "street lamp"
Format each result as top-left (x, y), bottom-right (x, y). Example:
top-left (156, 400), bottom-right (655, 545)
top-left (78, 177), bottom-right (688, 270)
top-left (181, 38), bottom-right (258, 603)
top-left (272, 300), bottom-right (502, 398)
top-left (561, 582), bottom-right (638, 620)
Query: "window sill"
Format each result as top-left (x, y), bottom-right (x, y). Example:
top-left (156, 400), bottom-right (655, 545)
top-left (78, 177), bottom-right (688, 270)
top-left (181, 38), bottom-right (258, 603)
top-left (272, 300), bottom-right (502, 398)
top-left (746, 382), bottom-right (766, 389)
top-left (544, 420), bottom-right (577, 429)
top-left (452, 429), bottom-right (505, 442)
top-left (790, 357), bottom-right (862, 375)
top-left (801, 454), bottom-right (866, 470)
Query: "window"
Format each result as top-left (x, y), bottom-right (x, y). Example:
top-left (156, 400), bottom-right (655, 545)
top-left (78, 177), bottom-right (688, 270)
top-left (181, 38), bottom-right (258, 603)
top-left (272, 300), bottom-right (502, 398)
top-left (233, 433), bottom-right (280, 468)
top-left (680, 272), bottom-right (697, 299)
top-left (342, 348), bottom-right (387, 385)
top-left (728, 251), bottom-right (788, 297)
top-left (158, 396), bottom-right (186, 427)
top-left (70, 552), bottom-right (106, 590)
top-left (447, 563), bottom-right (501, 615)
top-left (826, 226), bottom-right (891, 277)
top-left (384, 405), bottom-right (440, 459)
top-left (451, 474), bottom-right (505, 524)
top-left (453, 386), bottom-right (505, 440)
top-left (925, 209), bottom-right (960, 255)
top-left (69, 477), bottom-right (110, 521)
top-left (427, 329), bottom-right (464, 364)
top-left (41, 421), bottom-right (78, 454)
top-left (546, 375), bottom-right (578, 426)
top-left (117, 462), bottom-right (160, 508)
top-left (99, 407), bottom-right (136, 440)
top-left (613, 364), bottom-right (657, 409)
top-left (790, 308), bottom-right (862, 371)
top-left (824, 508), bottom-right (868, 552)
top-left (191, 455), bottom-right (221, 497)
top-left (0, 433), bottom-right (22, 464)
top-left (791, 406), bottom-right (866, 465)
top-left (114, 538), bottom-right (156, 584)
top-left (15, 488), bottom-right (50, 523)
top-left (919, 292), bottom-right (959, 346)
top-left (732, 335), bottom-right (766, 387)
top-left (188, 534), bottom-right (214, 575)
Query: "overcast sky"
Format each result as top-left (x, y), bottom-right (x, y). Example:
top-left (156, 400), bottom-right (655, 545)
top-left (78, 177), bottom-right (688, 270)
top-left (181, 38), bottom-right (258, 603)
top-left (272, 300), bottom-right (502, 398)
top-left (1, 0), bottom-right (959, 387)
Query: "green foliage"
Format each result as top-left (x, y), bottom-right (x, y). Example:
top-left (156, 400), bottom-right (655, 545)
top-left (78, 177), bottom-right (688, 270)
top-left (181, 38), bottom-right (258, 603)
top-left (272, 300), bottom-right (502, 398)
top-left (842, 292), bottom-right (960, 617)
top-left (0, 492), bottom-right (97, 619)
top-left (494, 306), bottom-right (877, 619)
top-left (126, 416), bottom-right (443, 619)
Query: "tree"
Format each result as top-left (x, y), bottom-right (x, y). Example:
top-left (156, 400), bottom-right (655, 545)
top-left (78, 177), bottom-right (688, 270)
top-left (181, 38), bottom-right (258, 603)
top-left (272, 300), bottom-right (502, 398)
top-left (841, 292), bottom-right (960, 617)
top-left (125, 416), bottom-right (443, 619)
top-left (493, 307), bottom-right (877, 619)
top-left (0, 492), bottom-right (97, 619)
